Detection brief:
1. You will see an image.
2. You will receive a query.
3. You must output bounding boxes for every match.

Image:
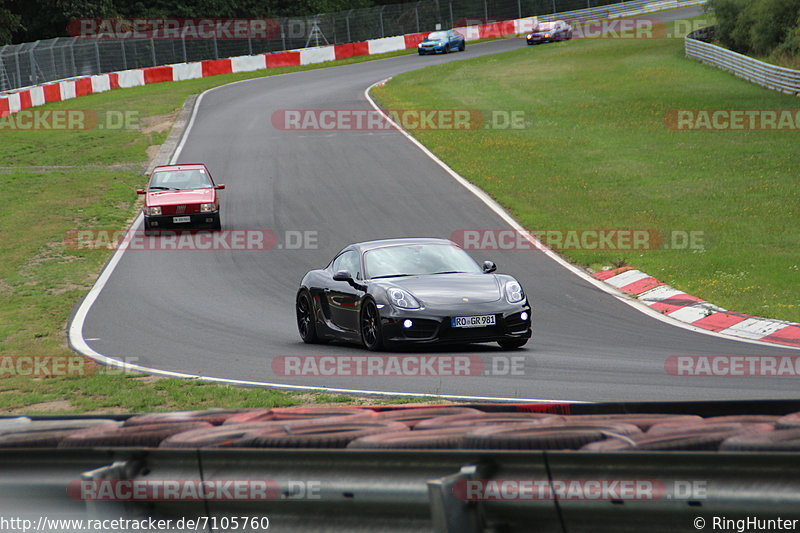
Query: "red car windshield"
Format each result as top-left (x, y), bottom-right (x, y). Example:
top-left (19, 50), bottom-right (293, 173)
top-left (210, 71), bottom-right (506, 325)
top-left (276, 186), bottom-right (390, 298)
top-left (149, 169), bottom-right (212, 190)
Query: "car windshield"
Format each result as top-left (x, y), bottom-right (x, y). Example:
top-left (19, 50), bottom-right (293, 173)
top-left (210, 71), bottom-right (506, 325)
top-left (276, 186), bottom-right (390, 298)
top-left (365, 243), bottom-right (481, 279)
top-left (149, 169), bottom-right (212, 190)
top-left (427, 31), bottom-right (448, 40)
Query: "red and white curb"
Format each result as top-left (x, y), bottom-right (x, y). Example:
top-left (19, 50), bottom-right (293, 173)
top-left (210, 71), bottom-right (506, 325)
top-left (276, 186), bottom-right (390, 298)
top-left (0, 18), bottom-right (539, 118)
top-left (595, 267), bottom-right (800, 348)
top-left (0, 0), bottom-right (708, 118)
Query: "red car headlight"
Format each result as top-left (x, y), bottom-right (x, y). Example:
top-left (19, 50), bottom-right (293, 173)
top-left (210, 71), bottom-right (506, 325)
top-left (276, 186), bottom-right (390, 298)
top-left (200, 203), bottom-right (217, 213)
top-left (147, 206), bottom-right (161, 216)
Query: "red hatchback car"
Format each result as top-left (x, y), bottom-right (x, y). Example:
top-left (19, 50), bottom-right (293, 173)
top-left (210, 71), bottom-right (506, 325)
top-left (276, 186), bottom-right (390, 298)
top-left (137, 164), bottom-right (225, 231)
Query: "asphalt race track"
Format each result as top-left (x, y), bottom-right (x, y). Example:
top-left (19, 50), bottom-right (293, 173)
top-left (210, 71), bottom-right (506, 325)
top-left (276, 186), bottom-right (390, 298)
top-left (73, 6), bottom-right (800, 402)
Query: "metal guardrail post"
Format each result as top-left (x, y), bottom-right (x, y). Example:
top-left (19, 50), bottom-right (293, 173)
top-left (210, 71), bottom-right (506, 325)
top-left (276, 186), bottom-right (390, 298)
top-left (81, 460), bottom-right (133, 521)
top-left (181, 27), bottom-right (188, 63)
top-left (428, 464), bottom-right (485, 533)
top-left (93, 40), bottom-right (101, 77)
top-left (49, 43), bottom-right (57, 83)
top-left (449, 1), bottom-right (454, 29)
top-left (15, 48), bottom-right (22, 88)
top-left (29, 41), bottom-right (39, 85)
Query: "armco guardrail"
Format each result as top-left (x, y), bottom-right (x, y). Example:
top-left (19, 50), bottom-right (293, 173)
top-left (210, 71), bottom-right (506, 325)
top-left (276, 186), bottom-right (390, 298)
top-left (0, 0), bottom-right (706, 119)
top-left (0, 0), bottom-right (707, 95)
top-left (685, 28), bottom-right (800, 96)
top-left (1, 448), bottom-right (799, 532)
top-left (0, 0), bottom-right (685, 93)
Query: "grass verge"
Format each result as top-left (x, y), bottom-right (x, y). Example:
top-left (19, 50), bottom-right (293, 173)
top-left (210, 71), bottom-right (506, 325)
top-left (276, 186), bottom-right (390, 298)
top-left (373, 17), bottom-right (800, 322)
top-left (0, 45), bottom-right (472, 414)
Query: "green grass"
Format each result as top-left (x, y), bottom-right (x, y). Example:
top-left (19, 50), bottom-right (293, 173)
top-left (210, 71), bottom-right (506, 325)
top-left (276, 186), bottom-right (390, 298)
top-left (0, 364), bottom-right (432, 414)
top-left (373, 17), bottom-right (800, 322)
top-left (0, 45), bottom-right (467, 414)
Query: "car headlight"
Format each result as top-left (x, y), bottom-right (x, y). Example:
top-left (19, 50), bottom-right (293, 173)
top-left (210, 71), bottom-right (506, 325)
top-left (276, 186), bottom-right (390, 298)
top-left (544, 33), bottom-right (551, 38)
top-left (505, 281), bottom-right (524, 303)
top-left (200, 203), bottom-right (217, 213)
top-left (418, 43), bottom-right (424, 47)
top-left (527, 33), bottom-right (534, 39)
top-left (387, 288), bottom-right (420, 309)
top-left (147, 206), bottom-right (161, 216)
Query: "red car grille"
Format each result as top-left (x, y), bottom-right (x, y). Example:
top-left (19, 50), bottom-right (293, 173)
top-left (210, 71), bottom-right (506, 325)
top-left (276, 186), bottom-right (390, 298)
top-left (159, 204), bottom-right (201, 215)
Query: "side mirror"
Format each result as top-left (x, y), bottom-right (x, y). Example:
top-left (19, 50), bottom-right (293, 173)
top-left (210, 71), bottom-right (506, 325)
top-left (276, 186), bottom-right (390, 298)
top-left (482, 260), bottom-right (497, 273)
top-left (215, 184), bottom-right (225, 190)
top-left (332, 270), bottom-right (352, 282)
top-left (136, 189), bottom-right (145, 195)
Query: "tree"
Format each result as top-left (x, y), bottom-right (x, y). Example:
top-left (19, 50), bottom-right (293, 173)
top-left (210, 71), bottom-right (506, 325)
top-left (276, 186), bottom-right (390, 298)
top-left (0, 6), bottom-right (23, 45)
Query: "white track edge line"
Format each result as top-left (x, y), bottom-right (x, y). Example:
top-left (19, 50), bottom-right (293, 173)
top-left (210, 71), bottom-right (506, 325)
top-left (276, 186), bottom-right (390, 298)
top-left (69, 15), bottom-right (795, 408)
top-left (363, 79), bottom-right (800, 352)
top-left (67, 66), bottom-right (585, 404)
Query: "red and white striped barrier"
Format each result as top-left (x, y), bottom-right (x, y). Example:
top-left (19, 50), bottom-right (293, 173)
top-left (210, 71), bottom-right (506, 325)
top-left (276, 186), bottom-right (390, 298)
top-left (0, 18), bottom-right (538, 118)
top-left (594, 267), bottom-right (800, 348)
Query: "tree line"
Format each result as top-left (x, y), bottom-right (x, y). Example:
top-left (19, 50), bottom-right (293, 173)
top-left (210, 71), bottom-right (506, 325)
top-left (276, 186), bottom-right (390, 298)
top-left (709, 0), bottom-right (800, 61)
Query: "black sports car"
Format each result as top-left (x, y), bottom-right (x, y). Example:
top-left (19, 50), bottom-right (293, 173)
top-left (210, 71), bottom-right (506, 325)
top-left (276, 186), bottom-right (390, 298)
top-left (295, 238), bottom-right (532, 351)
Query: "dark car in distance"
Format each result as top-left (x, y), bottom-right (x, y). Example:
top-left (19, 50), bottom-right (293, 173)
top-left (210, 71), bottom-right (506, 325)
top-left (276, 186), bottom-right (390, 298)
top-left (526, 20), bottom-right (573, 44)
top-left (296, 238), bottom-right (532, 351)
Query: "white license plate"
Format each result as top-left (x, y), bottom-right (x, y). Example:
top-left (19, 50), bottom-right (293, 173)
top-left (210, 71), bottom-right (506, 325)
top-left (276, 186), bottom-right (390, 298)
top-left (173, 216), bottom-right (191, 223)
top-left (451, 314), bottom-right (496, 328)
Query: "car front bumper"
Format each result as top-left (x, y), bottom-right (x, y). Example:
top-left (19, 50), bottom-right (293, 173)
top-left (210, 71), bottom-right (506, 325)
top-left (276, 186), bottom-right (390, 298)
top-left (144, 212), bottom-right (219, 229)
top-left (418, 46), bottom-right (446, 54)
top-left (378, 301), bottom-right (532, 345)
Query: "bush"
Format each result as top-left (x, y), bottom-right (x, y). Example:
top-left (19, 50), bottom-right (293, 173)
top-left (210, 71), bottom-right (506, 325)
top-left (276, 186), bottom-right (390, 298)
top-left (709, 0), bottom-right (800, 59)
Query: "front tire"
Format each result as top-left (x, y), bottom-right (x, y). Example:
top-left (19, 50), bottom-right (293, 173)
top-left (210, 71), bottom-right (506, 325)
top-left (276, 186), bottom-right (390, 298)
top-left (498, 338), bottom-right (528, 350)
top-left (296, 291), bottom-right (321, 344)
top-left (360, 299), bottom-right (385, 351)
top-left (459, 41), bottom-right (465, 51)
